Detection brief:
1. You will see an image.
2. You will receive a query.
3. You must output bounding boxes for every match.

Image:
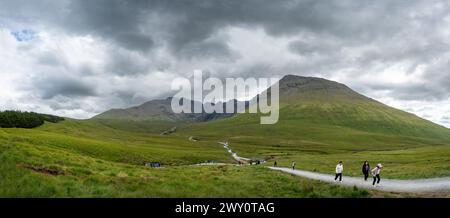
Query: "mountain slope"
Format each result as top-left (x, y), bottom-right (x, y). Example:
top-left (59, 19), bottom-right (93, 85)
top-left (95, 74), bottom-right (450, 141)
top-left (94, 97), bottom-right (244, 122)
top-left (175, 75), bottom-right (450, 179)
top-left (1, 75), bottom-right (450, 198)
top-left (94, 97), bottom-right (197, 121)
top-left (242, 75), bottom-right (450, 140)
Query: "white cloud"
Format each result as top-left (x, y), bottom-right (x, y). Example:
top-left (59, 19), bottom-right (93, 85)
top-left (0, 1), bottom-right (450, 128)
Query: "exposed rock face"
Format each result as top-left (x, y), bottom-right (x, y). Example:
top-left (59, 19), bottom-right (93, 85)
top-left (93, 75), bottom-right (367, 122)
top-left (94, 97), bottom-right (246, 122)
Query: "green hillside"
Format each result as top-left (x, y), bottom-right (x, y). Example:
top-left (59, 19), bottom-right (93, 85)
top-left (1, 75), bottom-right (449, 197)
top-left (178, 75), bottom-right (450, 179)
top-left (0, 120), bottom-right (377, 197)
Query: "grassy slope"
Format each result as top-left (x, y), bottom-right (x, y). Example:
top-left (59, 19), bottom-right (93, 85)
top-left (1, 77), bottom-right (449, 197)
top-left (179, 88), bottom-right (450, 179)
top-left (181, 121), bottom-right (450, 179)
top-left (27, 119), bottom-right (232, 166)
top-left (0, 120), bottom-right (384, 197)
top-left (1, 113), bottom-right (448, 197)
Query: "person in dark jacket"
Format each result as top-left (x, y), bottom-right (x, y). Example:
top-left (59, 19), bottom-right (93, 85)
top-left (362, 161), bottom-right (370, 181)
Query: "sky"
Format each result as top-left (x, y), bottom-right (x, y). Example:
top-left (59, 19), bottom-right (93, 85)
top-left (0, 0), bottom-right (450, 127)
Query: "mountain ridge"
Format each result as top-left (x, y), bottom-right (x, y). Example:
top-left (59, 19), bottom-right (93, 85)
top-left (94, 75), bottom-right (360, 121)
top-left (93, 74), bottom-right (449, 140)
top-left (94, 97), bottom-right (247, 122)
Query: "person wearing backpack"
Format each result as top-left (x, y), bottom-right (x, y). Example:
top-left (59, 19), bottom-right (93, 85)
top-left (372, 163), bottom-right (383, 186)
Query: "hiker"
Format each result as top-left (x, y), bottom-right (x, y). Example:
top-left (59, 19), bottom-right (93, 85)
top-left (362, 161), bottom-right (370, 181)
top-left (372, 163), bottom-right (383, 186)
top-left (274, 161), bottom-right (277, 167)
top-left (334, 161), bottom-right (343, 182)
top-left (292, 162), bottom-right (296, 170)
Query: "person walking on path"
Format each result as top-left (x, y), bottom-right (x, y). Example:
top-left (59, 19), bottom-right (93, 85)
top-left (292, 162), bottom-right (296, 170)
top-left (335, 161), bottom-right (344, 182)
top-left (372, 163), bottom-right (383, 186)
top-left (362, 161), bottom-right (370, 181)
top-left (274, 161), bottom-right (277, 167)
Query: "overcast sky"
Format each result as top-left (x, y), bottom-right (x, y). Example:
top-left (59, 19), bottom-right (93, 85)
top-left (1, 0), bottom-right (450, 127)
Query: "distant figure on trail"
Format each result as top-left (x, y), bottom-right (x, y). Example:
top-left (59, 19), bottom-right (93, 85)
top-left (372, 163), bottom-right (383, 186)
top-left (274, 161), bottom-right (277, 167)
top-left (292, 162), bottom-right (296, 170)
top-left (334, 161), bottom-right (343, 182)
top-left (362, 161), bottom-right (370, 181)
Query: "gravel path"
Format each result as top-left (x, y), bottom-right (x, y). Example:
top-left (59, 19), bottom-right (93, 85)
top-left (218, 142), bottom-right (251, 163)
top-left (269, 167), bottom-right (450, 193)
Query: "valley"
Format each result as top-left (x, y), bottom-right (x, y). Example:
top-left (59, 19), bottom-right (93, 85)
top-left (1, 75), bottom-right (449, 197)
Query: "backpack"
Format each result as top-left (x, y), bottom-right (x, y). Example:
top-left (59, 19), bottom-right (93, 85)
top-left (371, 168), bottom-right (378, 176)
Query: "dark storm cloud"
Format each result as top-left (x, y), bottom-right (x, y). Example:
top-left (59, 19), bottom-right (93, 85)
top-left (154, 0), bottom-right (408, 44)
top-left (0, 0), bottom-right (415, 57)
top-left (33, 75), bottom-right (97, 99)
top-left (37, 52), bottom-right (64, 66)
top-left (369, 83), bottom-right (449, 101)
top-left (423, 60), bottom-right (450, 92)
top-left (105, 50), bottom-right (151, 76)
top-left (2, 0), bottom-right (450, 121)
top-left (289, 40), bottom-right (335, 56)
top-left (63, 0), bottom-right (155, 53)
top-left (174, 38), bottom-right (238, 60)
top-left (3, 0), bottom-right (439, 78)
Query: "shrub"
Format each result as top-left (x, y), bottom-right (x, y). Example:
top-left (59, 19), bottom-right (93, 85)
top-left (0, 110), bottom-right (64, 128)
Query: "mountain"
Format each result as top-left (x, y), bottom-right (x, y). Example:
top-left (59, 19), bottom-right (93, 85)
top-left (285, 75), bottom-right (449, 137)
top-left (277, 75), bottom-right (370, 102)
top-left (3, 75), bottom-right (450, 198)
top-left (94, 74), bottom-right (450, 140)
top-left (217, 75), bottom-right (450, 141)
top-left (94, 97), bottom-right (246, 122)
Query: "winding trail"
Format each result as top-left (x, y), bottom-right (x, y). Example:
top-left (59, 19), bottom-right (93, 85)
top-left (218, 142), bottom-right (252, 163)
top-left (216, 141), bottom-right (450, 193)
top-left (269, 167), bottom-right (450, 193)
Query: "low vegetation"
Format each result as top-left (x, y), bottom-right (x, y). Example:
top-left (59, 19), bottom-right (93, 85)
top-left (1, 76), bottom-right (449, 197)
top-left (0, 111), bottom-right (64, 128)
top-left (0, 120), bottom-right (379, 197)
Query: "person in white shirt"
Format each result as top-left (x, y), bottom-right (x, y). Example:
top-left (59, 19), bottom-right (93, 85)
top-left (291, 162), bottom-right (296, 170)
top-left (334, 161), bottom-right (344, 182)
top-left (372, 163), bottom-right (383, 186)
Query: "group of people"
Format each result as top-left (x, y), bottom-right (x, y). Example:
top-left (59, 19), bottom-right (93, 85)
top-left (284, 160), bottom-right (383, 187)
top-left (335, 161), bottom-right (383, 186)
